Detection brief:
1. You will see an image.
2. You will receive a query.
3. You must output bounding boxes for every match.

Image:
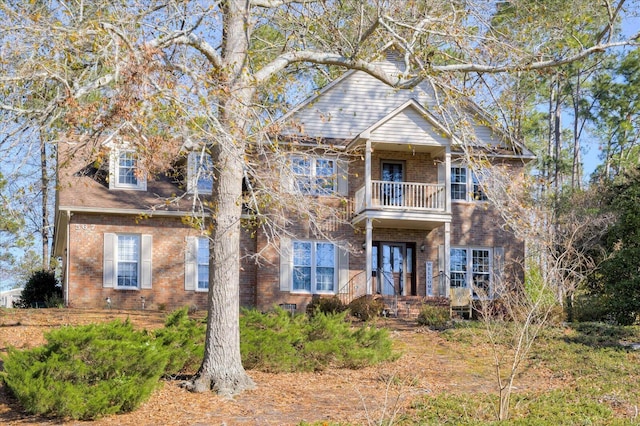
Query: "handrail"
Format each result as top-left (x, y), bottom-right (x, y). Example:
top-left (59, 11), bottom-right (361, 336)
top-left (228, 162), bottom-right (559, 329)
top-left (377, 269), bottom-right (399, 317)
top-left (336, 269), bottom-right (368, 306)
top-left (354, 181), bottom-right (445, 213)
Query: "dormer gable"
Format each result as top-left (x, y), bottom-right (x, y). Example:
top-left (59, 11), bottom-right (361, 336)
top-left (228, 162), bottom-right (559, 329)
top-left (105, 141), bottom-right (147, 191)
top-left (186, 150), bottom-right (213, 195)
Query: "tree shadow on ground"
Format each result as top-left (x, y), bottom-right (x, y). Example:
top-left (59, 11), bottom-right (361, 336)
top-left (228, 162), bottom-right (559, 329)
top-left (564, 322), bottom-right (639, 349)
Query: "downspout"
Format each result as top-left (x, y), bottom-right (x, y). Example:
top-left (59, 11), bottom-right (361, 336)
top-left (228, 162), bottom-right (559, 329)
top-left (65, 209), bottom-right (70, 307)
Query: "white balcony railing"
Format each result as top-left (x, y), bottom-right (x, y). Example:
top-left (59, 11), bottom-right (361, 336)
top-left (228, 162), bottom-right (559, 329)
top-left (354, 181), bottom-right (446, 213)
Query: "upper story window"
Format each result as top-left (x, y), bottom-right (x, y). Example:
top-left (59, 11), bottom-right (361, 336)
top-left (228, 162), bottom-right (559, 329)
top-left (451, 165), bottom-right (487, 202)
top-left (187, 151), bottom-right (214, 195)
top-left (291, 156), bottom-right (336, 195)
top-left (292, 241), bottom-right (336, 293)
top-left (117, 152), bottom-right (138, 186)
top-left (109, 148), bottom-right (147, 191)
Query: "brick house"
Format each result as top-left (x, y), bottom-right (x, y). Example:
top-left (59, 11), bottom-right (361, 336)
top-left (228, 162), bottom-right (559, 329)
top-left (53, 52), bottom-right (533, 314)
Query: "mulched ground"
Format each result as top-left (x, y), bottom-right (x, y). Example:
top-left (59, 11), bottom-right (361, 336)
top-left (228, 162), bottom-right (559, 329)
top-left (0, 309), bottom-right (556, 425)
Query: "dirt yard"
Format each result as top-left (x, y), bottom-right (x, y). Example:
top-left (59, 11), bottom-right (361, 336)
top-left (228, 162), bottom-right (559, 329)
top-left (0, 308), bottom-right (556, 425)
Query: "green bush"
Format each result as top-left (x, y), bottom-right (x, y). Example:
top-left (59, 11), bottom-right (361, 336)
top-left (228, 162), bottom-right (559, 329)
top-left (15, 269), bottom-right (62, 308)
top-left (417, 304), bottom-right (450, 330)
top-left (240, 308), bottom-right (308, 372)
top-left (1, 320), bottom-right (168, 420)
top-left (348, 295), bottom-right (384, 321)
top-left (154, 307), bottom-right (206, 376)
top-left (240, 308), bottom-right (396, 372)
top-left (306, 295), bottom-right (347, 317)
top-left (572, 294), bottom-right (612, 323)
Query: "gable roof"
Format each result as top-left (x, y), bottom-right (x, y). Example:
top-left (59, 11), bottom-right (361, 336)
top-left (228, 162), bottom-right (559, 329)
top-left (279, 50), bottom-right (534, 159)
top-left (350, 99), bottom-right (452, 148)
top-left (55, 140), bottom-right (197, 214)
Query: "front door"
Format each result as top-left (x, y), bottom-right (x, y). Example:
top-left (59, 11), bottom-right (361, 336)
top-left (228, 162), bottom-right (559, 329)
top-left (377, 243), bottom-right (414, 296)
top-left (381, 162), bottom-right (403, 206)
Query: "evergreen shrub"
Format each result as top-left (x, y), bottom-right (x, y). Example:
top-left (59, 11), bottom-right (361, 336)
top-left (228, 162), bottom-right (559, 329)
top-left (240, 308), bottom-right (396, 372)
top-left (240, 308), bottom-right (307, 372)
top-left (417, 304), bottom-right (450, 330)
top-left (154, 306), bottom-right (206, 376)
top-left (1, 320), bottom-right (168, 420)
top-left (572, 294), bottom-right (612, 323)
top-left (15, 269), bottom-right (62, 308)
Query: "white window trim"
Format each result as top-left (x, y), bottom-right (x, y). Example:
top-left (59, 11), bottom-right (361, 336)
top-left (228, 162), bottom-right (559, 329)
top-left (116, 234), bottom-right (141, 290)
top-left (450, 246), bottom-right (493, 299)
top-left (109, 148), bottom-right (147, 191)
top-left (196, 237), bottom-right (209, 292)
top-left (104, 233), bottom-right (152, 290)
top-left (290, 240), bottom-right (337, 295)
top-left (291, 155), bottom-right (338, 196)
top-left (187, 151), bottom-right (213, 195)
top-left (451, 164), bottom-right (487, 202)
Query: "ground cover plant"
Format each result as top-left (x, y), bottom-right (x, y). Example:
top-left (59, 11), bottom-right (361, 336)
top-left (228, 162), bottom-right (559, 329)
top-left (406, 321), bottom-right (640, 424)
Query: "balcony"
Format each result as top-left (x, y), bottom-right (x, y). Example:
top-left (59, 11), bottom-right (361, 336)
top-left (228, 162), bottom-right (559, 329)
top-left (352, 180), bottom-right (451, 229)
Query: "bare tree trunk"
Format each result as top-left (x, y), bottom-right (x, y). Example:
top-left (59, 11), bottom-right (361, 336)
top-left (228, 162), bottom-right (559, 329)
top-left (499, 386), bottom-right (512, 421)
top-left (187, 0), bottom-right (255, 396)
top-left (188, 141), bottom-right (255, 396)
top-left (40, 130), bottom-right (50, 269)
top-left (554, 78), bottom-right (562, 195)
top-left (571, 71), bottom-right (582, 191)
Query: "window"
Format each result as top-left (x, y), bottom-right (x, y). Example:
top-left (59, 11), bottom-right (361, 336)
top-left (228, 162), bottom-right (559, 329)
top-left (472, 249), bottom-right (491, 297)
top-left (118, 152), bottom-right (138, 186)
top-left (291, 156), bottom-right (336, 195)
top-left (184, 236), bottom-right (209, 291)
top-left (451, 167), bottom-right (467, 201)
top-left (103, 233), bottom-right (152, 289)
top-left (109, 148), bottom-right (146, 191)
top-left (451, 165), bottom-right (487, 201)
top-left (117, 235), bottom-right (140, 288)
top-left (450, 247), bottom-right (492, 297)
top-left (197, 237), bottom-right (209, 290)
top-left (472, 172), bottom-right (488, 201)
top-left (292, 241), bottom-right (335, 293)
top-left (187, 151), bottom-right (214, 194)
top-left (450, 248), bottom-right (467, 288)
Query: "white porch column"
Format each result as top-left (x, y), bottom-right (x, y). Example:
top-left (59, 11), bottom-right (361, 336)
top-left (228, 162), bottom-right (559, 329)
top-left (364, 138), bottom-right (372, 209)
top-left (365, 218), bottom-right (373, 295)
top-left (444, 148), bottom-right (451, 213)
top-left (444, 221), bottom-right (451, 297)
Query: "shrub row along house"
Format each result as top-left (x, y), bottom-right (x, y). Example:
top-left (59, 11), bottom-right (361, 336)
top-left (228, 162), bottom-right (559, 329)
top-left (53, 52), bottom-right (533, 315)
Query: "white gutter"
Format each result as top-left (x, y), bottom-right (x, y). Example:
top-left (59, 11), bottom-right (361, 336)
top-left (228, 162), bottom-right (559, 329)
top-left (56, 206), bottom-right (199, 217)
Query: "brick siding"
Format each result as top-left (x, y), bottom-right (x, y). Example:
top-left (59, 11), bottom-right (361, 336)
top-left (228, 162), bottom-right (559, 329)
top-left (65, 212), bottom-right (256, 311)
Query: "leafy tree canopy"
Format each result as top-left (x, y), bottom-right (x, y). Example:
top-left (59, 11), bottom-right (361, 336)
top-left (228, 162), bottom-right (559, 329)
top-left (588, 166), bottom-right (640, 324)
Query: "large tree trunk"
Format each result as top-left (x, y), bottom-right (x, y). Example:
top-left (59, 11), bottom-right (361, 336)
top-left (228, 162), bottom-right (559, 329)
top-left (187, 141), bottom-right (255, 396)
top-left (187, 0), bottom-right (255, 396)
